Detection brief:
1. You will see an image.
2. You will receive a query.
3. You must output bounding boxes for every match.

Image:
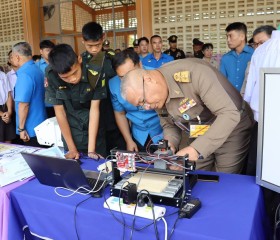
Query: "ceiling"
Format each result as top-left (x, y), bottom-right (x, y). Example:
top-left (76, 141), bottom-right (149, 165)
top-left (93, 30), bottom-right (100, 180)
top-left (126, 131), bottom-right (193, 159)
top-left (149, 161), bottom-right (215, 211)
top-left (81, 0), bottom-right (135, 10)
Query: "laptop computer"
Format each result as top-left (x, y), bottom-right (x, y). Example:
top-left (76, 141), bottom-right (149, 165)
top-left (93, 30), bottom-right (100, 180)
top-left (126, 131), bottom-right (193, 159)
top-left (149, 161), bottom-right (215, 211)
top-left (21, 152), bottom-right (108, 197)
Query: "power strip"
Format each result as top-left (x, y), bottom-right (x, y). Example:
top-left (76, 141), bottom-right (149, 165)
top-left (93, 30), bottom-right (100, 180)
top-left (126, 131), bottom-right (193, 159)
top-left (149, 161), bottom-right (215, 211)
top-left (104, 196), bottom-right (166, 220)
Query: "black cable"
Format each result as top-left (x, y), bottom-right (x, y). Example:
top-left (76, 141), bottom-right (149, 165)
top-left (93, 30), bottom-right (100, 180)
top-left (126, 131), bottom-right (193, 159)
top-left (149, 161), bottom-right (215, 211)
top-left (274, 202), bottom-right (280, 240)
top-left (130, 190), bottom-right (160, 240)
top-left (74, 196), bottom-right (92, 240)
top-left (119, 181), bottom-right (130, 240)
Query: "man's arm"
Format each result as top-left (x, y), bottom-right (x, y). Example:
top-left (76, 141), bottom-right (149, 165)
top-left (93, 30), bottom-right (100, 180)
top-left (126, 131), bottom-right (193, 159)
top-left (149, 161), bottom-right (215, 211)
top-left (54, 105), bottom-right (79, 159)
top-left (18, 102), bottom-right (30, 141)
top-left (114, 111), bottom-right (138, 151)
top-left (88, 100), bottom-right (100, 156)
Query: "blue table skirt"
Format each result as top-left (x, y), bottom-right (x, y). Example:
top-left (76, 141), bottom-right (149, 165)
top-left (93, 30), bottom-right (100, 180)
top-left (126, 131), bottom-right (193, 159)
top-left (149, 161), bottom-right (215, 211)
top-left (8, 159), bottom-right (269, 240)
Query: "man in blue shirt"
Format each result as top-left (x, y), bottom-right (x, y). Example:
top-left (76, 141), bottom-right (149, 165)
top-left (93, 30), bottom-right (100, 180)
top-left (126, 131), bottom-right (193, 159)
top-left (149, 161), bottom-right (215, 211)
top-left (109, 49), bottom-right (163, 151)
top-left (138, 37), bottom-right (151, 61)
top-left (36, 40), bottom-right (55, 118)
top-left (220, 22), bottom-right (254, 92)
top-left (142, 35), bottom-right (173, 69)
top-left (12, 42), bottom-right (47, 147)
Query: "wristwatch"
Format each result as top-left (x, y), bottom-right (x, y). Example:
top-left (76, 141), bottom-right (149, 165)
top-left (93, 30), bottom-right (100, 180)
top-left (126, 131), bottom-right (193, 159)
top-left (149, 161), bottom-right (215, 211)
top-left (18, 127), bottom-right (25, 132)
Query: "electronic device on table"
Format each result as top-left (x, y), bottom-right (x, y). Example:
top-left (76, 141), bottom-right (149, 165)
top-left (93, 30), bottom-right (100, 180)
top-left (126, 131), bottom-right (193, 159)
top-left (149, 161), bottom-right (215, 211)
top-left (109, 140), bottom-right (197, 208)
top-left (21, 152), bottom-right (108, 197)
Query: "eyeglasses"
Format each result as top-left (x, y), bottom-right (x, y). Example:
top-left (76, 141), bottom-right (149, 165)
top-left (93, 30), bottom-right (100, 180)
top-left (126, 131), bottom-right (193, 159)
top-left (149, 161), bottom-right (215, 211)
top-left (252, 42), bottom-right (264, 48)
top-left (138, 77), bottom-right (147, 110)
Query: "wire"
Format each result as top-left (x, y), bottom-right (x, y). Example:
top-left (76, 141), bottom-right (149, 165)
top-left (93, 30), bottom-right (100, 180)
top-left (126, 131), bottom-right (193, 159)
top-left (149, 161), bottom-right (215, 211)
top-left (74, 196), bottom-right (92, 240)
top-left (54, 170), bottom-right (106, 197)
top-left (168, 215), bottom-right (180, 240)
top-left (161, 217), bottom-right (168, 240)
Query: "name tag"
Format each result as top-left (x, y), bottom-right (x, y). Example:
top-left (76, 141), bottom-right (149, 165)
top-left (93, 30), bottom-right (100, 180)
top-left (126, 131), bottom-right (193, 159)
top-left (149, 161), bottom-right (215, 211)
top-left (189, 124), bottom-right (210, 138)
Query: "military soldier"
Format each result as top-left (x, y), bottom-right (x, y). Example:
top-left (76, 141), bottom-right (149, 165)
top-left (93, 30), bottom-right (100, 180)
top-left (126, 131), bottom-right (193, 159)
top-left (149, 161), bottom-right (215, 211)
top-left (102, 39), bottom-right (114, 52)
top-left (82, 22), bottom-right (126, 156)
top-left (133, 39), bottom-right (140, 54)
top-left (164, 35), bottom-right (186, 60)
top-left (120, 59), bottom-right (253, 174)
top-left (45, 44), bottom-right (107, 159)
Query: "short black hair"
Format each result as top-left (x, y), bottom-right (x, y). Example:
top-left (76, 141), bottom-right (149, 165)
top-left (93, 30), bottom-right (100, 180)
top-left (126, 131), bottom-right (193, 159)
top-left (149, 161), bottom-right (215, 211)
top-left (226, 22), bottom-right (247, 35)
top-left (150, 35), bottom-right (162, 42)
top-left (82, 22), bottom-right (103, 41)
top-left (138, 37), bottom-right (149, 45)
top-left (112, 49), bottom-right (140, 71)
top-left (48, 44), bottom-right (78, 74)
top-left (202, 43), bottom-right (214, 52)
top-left (32, 55), bottom-right (41, 61)
top-left (39, 40), bottom-right (55, 49)
top-left (253, 25), bottom-right (276, 37)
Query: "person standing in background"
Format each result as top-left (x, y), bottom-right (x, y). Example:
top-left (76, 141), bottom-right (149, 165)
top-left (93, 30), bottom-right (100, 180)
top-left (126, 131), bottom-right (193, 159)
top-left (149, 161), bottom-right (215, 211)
top-left (220, 22), bottom-right (254, 92)
top-left (36, 40), bottom-right (56, 118)
top-left (0, 69), bottom-right (15, 143)
top-left (142, 35), bottom-right (174, 68)
top-left (202, 43), bottom-right (219, 69)
top-left (12, 42), bottom-right (47, 147)
top-left (164, 35), bottom-right (185, 60)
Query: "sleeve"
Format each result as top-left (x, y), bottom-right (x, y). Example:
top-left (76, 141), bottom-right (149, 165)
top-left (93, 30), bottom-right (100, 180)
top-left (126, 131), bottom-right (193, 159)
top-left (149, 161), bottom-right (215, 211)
top-left (160, 116), bottom-right (182, 150)
top-left (14, 73), bottom-right (34, 103)
top-left (190, 66), bottom-right (241, 158)
top-left (3, 73), bottom-right (11, 92)
top-left (45, 69), bottom-right (64, 105)
top-left (219, 56), bottom-right (227, 78)
top-left (244, 57), bottom-right (257, 103)
top-left (109, 77), bottom-right (125, 112)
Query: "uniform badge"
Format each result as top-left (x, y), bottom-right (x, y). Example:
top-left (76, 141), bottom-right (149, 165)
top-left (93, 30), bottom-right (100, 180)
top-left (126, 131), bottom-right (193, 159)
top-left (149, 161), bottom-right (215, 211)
top-left (102, 79), bottom-right (106, 87)
top-left (178, 99), bottom-right (196, 113)
top-left (107, 51), bottom-right (115, 56)
top-left (189, 124), bottom-right (210, 138)
top-left (174, 71), bottom-right (191, 83)
top-left (58, 86), bottom-right (67, 90)
top-left (182, 113), bottom-right (190, 120)
top-left (180, 98), bottom-right (189, 105)
top-left (86, 88), bottom-right (91, 92)
top-left (88, 69), bottom-right (98, 76)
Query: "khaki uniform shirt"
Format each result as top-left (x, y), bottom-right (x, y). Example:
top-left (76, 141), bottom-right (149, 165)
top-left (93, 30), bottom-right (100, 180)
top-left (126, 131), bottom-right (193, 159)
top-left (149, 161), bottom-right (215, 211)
top-left (157, 58), bottom-right (244, 158)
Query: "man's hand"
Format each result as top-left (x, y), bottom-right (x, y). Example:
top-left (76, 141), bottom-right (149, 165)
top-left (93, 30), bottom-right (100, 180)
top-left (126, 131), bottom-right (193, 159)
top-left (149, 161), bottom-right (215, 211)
top-left (65, 149), bottom-right (80, 160)
top-left (19, 130), bottom-right (30, 142)
top-left (126, 140), bottom-right (139, 152)
top-left (169, 146), bottom-right (199, 171)
top-left (2, 112), bottom-right (11, 124)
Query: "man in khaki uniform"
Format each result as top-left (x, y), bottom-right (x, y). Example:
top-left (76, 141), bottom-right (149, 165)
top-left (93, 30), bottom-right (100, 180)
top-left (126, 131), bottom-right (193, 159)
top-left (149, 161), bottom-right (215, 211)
top-left (121, 58), bottom-right (253, 173)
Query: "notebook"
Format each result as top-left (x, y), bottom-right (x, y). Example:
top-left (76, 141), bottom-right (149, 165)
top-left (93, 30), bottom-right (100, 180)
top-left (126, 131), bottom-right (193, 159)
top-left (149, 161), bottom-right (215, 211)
top-left (21, 152), bottom-right (108, 197)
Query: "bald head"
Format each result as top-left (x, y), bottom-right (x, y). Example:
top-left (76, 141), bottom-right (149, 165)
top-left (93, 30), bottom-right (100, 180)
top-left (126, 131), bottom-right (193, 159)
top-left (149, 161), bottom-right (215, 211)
top-left (121, 68), bottom-right (146, 103)
top-left (121, 68), bottom-right (169, 110)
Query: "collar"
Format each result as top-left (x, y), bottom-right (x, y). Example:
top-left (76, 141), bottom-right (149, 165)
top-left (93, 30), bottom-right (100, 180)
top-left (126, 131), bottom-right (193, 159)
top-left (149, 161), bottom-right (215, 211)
top-left (17, 60), bottom-right (34, 74)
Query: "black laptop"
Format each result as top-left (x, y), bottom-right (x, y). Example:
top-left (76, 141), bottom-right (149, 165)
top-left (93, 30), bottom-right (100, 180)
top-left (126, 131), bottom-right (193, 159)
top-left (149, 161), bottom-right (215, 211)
top-left (21, 152), bottom-right (108, 197)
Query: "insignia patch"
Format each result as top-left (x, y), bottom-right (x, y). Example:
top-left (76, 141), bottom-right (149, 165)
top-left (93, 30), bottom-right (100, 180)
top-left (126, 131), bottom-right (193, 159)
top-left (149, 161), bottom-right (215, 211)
top-left (58, 86), bottom-right (67, 90)
top-left (86, 88), bottom-right (91, 92)
top-left (174, 71), bottom-right (191, 83)
top-left (179, 98), bottom-right (189, 105)
top-left (108, 51), bottom-right (115, 56)
top-left (88, 69), bottom-right (98, 76)
top-left (178, 99), bottom-right (196, 113)
top-left (189, 124), bottom-right (210, 138)
top-left (102, 79), bottom-right (106, 87)
top-left (182, 113), bottom-right (190, 120)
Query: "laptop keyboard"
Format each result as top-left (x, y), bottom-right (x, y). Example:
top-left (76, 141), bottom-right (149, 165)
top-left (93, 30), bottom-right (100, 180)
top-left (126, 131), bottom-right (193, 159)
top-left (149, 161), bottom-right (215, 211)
top-left (87, 177), bottom-right (105, 191)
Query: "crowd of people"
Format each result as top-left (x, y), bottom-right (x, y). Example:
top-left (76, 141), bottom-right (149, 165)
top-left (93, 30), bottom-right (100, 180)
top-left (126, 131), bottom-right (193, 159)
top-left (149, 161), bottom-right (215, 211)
top-left (0, 21), bottom-right (278, 173)
top-left (0, 20), bottom-right (279, 229)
